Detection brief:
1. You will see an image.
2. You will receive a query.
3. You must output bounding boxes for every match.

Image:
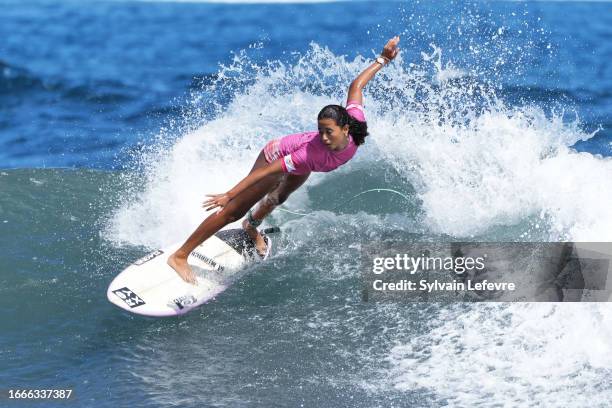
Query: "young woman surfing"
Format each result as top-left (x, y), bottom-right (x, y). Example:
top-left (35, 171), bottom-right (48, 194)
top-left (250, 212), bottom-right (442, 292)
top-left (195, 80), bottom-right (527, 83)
top-left (169, 36), bottom-right (400, 284)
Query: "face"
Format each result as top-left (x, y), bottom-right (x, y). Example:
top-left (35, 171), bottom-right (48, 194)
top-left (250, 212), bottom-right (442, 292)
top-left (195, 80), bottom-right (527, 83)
top-left (318, 118), bottom-right (350, 151)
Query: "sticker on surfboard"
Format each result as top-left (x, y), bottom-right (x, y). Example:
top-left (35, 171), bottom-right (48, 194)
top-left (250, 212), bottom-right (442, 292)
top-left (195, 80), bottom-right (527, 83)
top-left (112, 287), bottom-right (146, 308)
top-left (107, 228), bottom-right (276, 317)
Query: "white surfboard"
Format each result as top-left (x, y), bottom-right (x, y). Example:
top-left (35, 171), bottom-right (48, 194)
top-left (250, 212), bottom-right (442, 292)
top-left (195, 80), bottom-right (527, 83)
top-left (107, 228), bottom-right (276, 317)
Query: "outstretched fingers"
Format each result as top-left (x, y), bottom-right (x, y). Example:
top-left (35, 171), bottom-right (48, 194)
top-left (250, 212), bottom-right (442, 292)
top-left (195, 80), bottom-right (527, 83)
top-left (203, 194), bottom-right (219, 211)
top-left (202, 193), bottom-right (230, 212)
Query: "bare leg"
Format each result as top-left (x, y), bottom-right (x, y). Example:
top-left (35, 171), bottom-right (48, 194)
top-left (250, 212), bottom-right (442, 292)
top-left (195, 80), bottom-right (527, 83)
top-left (242, 173), bottom-right (310, 256)
top-left (168, 151), bottom-right (282, 284)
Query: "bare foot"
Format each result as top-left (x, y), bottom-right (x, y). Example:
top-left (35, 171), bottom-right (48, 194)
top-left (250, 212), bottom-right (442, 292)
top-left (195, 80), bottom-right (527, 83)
top-left (167, 253), bottom-right (198, 285)
top-left (242, 219), bottom-right (267, 258)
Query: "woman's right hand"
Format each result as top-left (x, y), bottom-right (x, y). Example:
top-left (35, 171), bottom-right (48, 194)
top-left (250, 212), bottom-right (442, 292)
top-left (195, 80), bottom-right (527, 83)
top-left (381, 36), bottom-right (400, 62)
top-left (203, 193), bottom-right (231, 212)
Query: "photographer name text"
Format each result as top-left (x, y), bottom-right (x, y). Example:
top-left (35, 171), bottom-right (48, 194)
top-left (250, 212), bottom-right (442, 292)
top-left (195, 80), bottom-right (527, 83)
top-left (372, 279), bottom-right (516, 292)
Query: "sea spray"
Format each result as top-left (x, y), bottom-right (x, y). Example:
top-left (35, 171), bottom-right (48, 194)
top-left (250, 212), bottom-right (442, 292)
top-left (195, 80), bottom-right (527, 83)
top-left (106, 43), bottom-right (611, 247)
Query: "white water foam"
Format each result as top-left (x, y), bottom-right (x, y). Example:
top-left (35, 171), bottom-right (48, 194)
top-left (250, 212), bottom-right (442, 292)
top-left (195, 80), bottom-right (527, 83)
top-left (386, 303), bottom-right (612, 406)
top-left (105, 43), bottom-right (611, 248)
top-left (370, 46), bottom-right (612, 241)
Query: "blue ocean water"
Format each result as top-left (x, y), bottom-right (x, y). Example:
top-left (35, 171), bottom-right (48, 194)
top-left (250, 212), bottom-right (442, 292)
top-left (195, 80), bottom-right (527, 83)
top-left (1, 0), bottom-right (610, 168)
top-left (1, 1), bottom-right (612, 407)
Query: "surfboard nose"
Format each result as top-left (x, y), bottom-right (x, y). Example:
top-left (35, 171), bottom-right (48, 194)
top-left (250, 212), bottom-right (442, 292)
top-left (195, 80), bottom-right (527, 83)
top-left (106, 228), bottom-right (271, 317)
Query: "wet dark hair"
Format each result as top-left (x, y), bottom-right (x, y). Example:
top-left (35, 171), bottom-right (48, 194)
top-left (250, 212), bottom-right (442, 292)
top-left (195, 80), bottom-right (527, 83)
top-left (317, 104), bottom-right (368, 146)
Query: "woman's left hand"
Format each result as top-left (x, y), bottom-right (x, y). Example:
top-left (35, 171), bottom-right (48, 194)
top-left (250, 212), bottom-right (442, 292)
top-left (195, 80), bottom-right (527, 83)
top-left (381, 36), bottom-right (400, 62)
top-left (203, 193), bottom-right (231, 212)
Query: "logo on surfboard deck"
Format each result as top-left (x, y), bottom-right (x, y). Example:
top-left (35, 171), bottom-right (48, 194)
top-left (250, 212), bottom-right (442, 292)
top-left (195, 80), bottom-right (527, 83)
top-left (190, 251), bottom-right (224, 271)
top-left (113, 287), bottom-right (146, 308)
top-left (173, 295), bottom-right (197, 310)
top-left (134, 249), bottom-right (164, 266)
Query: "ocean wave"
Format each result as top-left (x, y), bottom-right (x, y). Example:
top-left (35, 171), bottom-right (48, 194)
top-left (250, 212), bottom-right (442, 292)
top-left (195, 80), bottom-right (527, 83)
top-left (0, 59), bottom-right (137, 104)
top-left (0, 60), bottom-right (45, 93)
top-left (385, 303), bottom-right (612, 407)
top-left (105, 43), bottom-right (612, 246)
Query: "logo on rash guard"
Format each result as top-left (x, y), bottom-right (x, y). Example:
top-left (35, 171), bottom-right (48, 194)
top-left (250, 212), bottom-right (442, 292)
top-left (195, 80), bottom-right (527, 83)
top-left (283, 155), bottom-right (296, 172)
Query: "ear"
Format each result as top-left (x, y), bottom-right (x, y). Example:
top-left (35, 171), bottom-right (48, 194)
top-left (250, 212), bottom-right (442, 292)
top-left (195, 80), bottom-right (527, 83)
top-left (342, 124), bottom-right (350, 134)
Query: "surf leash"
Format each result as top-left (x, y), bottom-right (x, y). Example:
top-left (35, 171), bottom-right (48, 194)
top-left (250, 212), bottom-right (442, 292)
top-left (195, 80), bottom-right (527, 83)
top-left (275, 187), bottom-right (413, 218)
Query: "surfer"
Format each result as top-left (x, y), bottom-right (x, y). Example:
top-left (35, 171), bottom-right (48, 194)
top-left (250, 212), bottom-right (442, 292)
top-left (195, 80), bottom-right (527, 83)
top-left (169, 36), bottom-right (400, 284)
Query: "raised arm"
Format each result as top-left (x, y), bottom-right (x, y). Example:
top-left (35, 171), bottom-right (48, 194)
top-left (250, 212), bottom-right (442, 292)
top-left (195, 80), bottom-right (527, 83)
top-left (347, 36), bottom-right (400, 105)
